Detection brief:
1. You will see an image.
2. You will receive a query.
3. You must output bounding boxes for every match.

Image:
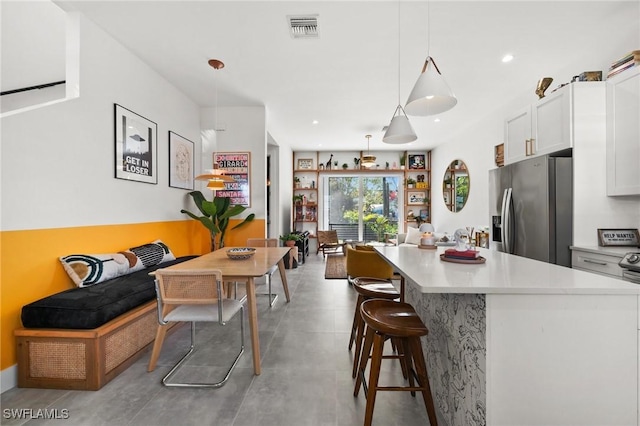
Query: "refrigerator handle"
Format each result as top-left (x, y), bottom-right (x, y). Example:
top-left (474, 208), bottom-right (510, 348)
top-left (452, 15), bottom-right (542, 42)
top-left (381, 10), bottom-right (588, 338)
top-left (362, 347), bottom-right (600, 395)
top-left (502, 188), bottom-right (514, 254)
top-left (500, 188), bottom-right (509, 253)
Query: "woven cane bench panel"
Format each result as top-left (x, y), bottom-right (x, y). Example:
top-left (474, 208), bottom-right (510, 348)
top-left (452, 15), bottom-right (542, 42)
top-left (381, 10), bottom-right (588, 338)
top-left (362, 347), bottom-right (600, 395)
top-left (104, 308), bottom-right (157, 372)
top-left (29, 341), bottom-right (86, 380)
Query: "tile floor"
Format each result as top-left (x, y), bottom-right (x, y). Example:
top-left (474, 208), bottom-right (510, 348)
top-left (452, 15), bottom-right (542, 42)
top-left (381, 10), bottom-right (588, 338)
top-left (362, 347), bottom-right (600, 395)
top-left (1, 253), bottom-right (433, 426)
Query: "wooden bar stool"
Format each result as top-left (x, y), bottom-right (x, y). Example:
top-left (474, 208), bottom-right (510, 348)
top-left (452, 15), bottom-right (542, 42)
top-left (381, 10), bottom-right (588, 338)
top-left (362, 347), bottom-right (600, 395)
top-left (348, 277), bottom-right (400, 379)
top-left (354, 299), bottom-right (438, 426)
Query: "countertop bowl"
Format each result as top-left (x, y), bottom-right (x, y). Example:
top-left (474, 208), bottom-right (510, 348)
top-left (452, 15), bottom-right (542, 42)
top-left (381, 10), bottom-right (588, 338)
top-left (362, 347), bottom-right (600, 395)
top-left (226, 247), bottom-right (256, 260)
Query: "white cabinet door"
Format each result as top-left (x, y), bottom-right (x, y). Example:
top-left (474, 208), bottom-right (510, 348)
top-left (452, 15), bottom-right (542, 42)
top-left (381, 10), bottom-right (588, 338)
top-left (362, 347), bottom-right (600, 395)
top-left (504, 105), bottom-right (530, 164)
top-left (533, 87), bottom-right (571, 156)
top-left (607, 67), bottom-right (640, 196)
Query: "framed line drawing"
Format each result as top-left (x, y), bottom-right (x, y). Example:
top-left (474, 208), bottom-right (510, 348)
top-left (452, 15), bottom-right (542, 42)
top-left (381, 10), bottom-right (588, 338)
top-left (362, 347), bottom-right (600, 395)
top-left (214, 152), bottom-right (251, 207)
top-left (114, 104), bottom-right (157, 184)
top-left (168, 131), bottom-right (194, 190)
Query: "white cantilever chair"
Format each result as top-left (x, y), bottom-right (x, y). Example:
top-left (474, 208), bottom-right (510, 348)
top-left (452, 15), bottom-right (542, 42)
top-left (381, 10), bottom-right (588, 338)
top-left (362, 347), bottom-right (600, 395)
top-left (147, 268), bottom-right (244, 388)
top-left (246, 238), bottom-right (281, 307)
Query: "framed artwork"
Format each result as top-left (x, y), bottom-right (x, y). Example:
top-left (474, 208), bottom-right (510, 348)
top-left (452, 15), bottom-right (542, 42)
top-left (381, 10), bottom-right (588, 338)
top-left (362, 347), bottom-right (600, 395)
top-left (214, 152), bottom-right (251, 207)
top-left (408, 191), bottom-right (426, 205)
top-left (419, 209), bottom-right (429, 221)
top-left (114, 104), bottom-right (157, 184)
top-left (408, 154), bottom-right (426, 170)
top-left (597, 228), bottom-right (640, 247)
top-left (297, 158), bottom-right (314, 170)
top-left (168, 131), bottom-right (194, 190)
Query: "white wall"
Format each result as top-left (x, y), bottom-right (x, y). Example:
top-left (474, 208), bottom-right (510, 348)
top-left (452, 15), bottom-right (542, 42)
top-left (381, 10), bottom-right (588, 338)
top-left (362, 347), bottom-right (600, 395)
top-left (1, 7), bottom-right (201, 232)
top-left (200, 106), bottom-right (267, 225)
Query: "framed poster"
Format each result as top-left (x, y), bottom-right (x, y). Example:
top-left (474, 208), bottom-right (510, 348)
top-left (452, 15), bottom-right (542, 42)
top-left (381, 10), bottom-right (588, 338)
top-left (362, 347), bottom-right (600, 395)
top-left (168, 131), bottom-right (194, 190)
top-left (408, 191), bottom-right (426, 205)
top-left (214, 152), bottom-right (251, 207)
top-left (297, 158), bottom-right (314, 170)
top-left (114, 104), bottom-right (157, 184)
top-left (408, 154), bottom-right (426, 170)
top-left (597, 228), bottom-right (640, 247)
top-left (419, 209), bottom-right (429, 221)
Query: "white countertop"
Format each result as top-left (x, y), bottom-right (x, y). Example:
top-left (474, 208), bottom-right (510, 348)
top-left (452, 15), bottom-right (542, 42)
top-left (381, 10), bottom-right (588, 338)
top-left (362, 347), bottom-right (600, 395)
top-left (375, 246), bottom-right (640, 295)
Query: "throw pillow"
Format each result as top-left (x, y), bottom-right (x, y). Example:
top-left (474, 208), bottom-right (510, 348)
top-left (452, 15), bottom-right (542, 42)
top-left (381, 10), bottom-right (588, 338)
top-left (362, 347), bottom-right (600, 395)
top-left (355, 244), bottom-right (376, 251)
top-left (405, 226), bottom-right (422, 245)
top-left (60, 253), bottom-right (131, 288)
top-left (121, 239), bottom-right (176, 272)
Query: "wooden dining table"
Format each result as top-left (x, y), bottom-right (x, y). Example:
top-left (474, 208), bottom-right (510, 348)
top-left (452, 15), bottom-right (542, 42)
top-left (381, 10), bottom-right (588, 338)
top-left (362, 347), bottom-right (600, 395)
top-left (159, 246), bottom-right (291, 375)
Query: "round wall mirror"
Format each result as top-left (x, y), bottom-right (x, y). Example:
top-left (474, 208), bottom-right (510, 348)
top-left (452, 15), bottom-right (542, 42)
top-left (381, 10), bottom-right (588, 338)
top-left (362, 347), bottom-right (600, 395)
top-left (443, 159), bottom-right (470, 212)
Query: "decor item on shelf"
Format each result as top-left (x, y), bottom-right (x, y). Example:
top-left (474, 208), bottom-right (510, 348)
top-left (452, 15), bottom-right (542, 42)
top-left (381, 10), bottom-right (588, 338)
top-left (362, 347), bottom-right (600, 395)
top-left (579, 71), bottom-right (602, 81)
top-left (406, 177), bottom-right (416, 188)
top-left (385, 162), bottom-right (390, 169)
top-left (297, 158), bottom-right (313, 170)
top-left (279, 233), bottom-right (302, 247)
top-left (325, 154), bottom-right (333, 170)
top-left (342, 163), bottom-right (348, 170)
top-left (293, 194), bottom-right (303, 204)
top-left (361, 134), bottom-right (376, 168)
top-left (399, 155), bottom-right (406, 169)
top-left (353, 157), bottom-right (360, 168)
top-left (333, 160), bottom-right (338, 168)
top-left (535, 77), bottom-right (553, 99)
top-left (181, 191), bottom-right (254, 251)
top-left (404, 0), bottom-right (456, 116)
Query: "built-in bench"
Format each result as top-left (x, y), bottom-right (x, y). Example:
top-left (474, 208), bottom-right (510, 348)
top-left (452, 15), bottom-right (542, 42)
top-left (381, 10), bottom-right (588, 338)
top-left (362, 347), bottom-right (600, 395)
top-left (15, 255), bottom-right (196, 390)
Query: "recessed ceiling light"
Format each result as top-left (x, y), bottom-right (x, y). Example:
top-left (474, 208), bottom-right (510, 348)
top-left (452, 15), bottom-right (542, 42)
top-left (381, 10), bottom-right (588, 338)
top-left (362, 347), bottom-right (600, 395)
top-left (434, 118), bottom-right (441, 123)
top-left (312, 120), bottom-right (319, 125)
top-left (502, 54), bottom-right (514, 63)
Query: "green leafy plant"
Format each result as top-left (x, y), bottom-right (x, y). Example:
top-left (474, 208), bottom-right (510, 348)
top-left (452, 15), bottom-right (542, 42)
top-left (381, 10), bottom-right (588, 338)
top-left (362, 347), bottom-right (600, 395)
top-left (342, 163), bottom-right (348, 169)
top-left (405, 177), bottom-right (417, 186)
top-left (293, 194), bottom-right (304, 204)
top-left (181, 191), bottom-right (255, 251)
top-left (279, 233), bottom-right (302, 242)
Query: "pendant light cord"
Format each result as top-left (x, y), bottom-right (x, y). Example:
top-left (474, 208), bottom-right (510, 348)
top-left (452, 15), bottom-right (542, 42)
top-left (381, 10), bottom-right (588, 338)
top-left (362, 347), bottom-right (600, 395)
top-left (426, 0), bottom-right (430, 57)
top-left (397, 0), bottom-right (401, 105)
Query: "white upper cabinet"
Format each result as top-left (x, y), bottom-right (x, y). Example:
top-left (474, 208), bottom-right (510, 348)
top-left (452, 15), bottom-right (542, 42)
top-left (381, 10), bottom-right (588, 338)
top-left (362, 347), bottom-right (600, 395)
top-left (607, 67), bottom-right (640, 196)
top-left (504, 82), bottom-right (605, 165)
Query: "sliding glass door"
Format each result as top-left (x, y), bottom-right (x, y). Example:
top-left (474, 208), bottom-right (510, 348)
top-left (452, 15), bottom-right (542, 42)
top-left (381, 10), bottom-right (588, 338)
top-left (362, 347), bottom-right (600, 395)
top-left (323, 175), bottom-right (400, 242)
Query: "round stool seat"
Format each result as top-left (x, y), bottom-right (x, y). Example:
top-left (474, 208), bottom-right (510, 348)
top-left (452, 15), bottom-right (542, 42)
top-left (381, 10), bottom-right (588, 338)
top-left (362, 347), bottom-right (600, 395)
top-left (361, 299), bottom-right (428, 338)
top-left (352, 277), bottom-right (399, 300)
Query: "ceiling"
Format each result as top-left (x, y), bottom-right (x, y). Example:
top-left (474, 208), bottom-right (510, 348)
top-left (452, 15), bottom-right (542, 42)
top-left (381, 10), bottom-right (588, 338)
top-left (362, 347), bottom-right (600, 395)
top-left (55, 1), bottom-right (639, 152)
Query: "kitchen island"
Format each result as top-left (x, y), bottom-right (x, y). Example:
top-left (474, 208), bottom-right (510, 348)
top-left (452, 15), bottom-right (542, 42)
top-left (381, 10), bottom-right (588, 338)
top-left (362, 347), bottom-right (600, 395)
top-left (375, 246), bottom-right (639, 426)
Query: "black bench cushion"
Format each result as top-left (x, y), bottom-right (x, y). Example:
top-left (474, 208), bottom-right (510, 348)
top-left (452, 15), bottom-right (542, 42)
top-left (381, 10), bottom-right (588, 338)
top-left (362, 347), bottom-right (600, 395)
top-left (21, 256), bottom-right (197, 330)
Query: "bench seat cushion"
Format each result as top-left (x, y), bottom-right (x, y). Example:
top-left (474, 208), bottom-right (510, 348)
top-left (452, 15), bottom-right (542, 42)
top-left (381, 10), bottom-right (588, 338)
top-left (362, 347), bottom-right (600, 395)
top-left (21, 256), bottom-right (197, 330)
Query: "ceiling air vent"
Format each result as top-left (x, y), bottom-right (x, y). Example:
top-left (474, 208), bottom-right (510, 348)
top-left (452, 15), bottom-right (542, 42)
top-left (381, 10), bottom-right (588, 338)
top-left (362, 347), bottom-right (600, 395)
top-left (288, 15), bottom-right (319, 39)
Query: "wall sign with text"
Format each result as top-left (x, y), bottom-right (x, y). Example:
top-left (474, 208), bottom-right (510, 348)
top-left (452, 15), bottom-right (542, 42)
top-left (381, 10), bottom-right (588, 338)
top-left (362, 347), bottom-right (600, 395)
top-left (597, 228), bottom-right (640, 247)
top-left (214, 152), bottom-right (251, 207)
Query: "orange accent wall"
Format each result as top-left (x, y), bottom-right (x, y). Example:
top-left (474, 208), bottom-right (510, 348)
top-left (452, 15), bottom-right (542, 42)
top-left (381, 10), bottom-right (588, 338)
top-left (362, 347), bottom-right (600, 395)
top-left (0, 219), bottom-right (265, 371)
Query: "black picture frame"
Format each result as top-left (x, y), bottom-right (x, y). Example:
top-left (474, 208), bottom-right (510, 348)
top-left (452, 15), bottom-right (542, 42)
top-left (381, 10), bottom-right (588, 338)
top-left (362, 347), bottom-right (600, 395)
top-left (408, 154), bottom-right (426, 170)
top-left (114, 104), bottom-right (157, 184)
top-left (168, 131), bottom-right (194, 190)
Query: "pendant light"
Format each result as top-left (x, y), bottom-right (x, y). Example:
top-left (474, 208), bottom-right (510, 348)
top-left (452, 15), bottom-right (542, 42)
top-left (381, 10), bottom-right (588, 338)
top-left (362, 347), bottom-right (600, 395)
top-left (404, 0), bottom-right (457, 116)
top-left (383, 0), bottom-right (417, 144)
top-left (361, 134), bottom-right (376, 168)
top-left (199, 59), bottom-right (235, 191)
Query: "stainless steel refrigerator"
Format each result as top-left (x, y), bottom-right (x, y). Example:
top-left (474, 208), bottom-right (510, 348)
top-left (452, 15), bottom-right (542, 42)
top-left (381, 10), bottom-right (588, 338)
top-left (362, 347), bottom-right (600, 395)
top-left (489, 155), bottom-right (573, 267)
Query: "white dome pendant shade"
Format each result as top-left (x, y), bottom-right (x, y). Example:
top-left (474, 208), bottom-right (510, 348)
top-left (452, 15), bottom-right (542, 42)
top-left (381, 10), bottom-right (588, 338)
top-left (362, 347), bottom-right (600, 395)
top-left (382, 104), bottom-right (417, 144)
top-left (405, 56), bottom-right (457, 116)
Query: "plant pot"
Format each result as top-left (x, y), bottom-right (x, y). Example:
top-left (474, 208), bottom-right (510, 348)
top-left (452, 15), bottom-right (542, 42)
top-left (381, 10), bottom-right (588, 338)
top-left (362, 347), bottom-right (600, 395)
top-left (285, 240), bottom-right (296, 247)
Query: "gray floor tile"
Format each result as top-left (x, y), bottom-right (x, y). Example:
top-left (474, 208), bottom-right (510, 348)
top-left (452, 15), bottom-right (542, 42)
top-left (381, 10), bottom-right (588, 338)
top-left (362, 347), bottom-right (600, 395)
top-left (2, 253), bottom-right (436, 426)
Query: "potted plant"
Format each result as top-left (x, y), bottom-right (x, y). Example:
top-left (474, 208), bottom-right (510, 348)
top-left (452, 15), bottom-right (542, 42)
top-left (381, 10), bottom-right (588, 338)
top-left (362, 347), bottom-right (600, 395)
top-left (294, 176), bottom-right (301, 188)
top-left (406, 177), bottom-right (416, 189)
top-left (279, 233), bottom-right (301, 247)
top-left (181, 191), bottom-right (255, 251)
top-left (399, 155), bottom-right (406, 170)
top-left (342, 163), bottom-right (348, 170)
top-left (293, 194), bottom-right (304, 205)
